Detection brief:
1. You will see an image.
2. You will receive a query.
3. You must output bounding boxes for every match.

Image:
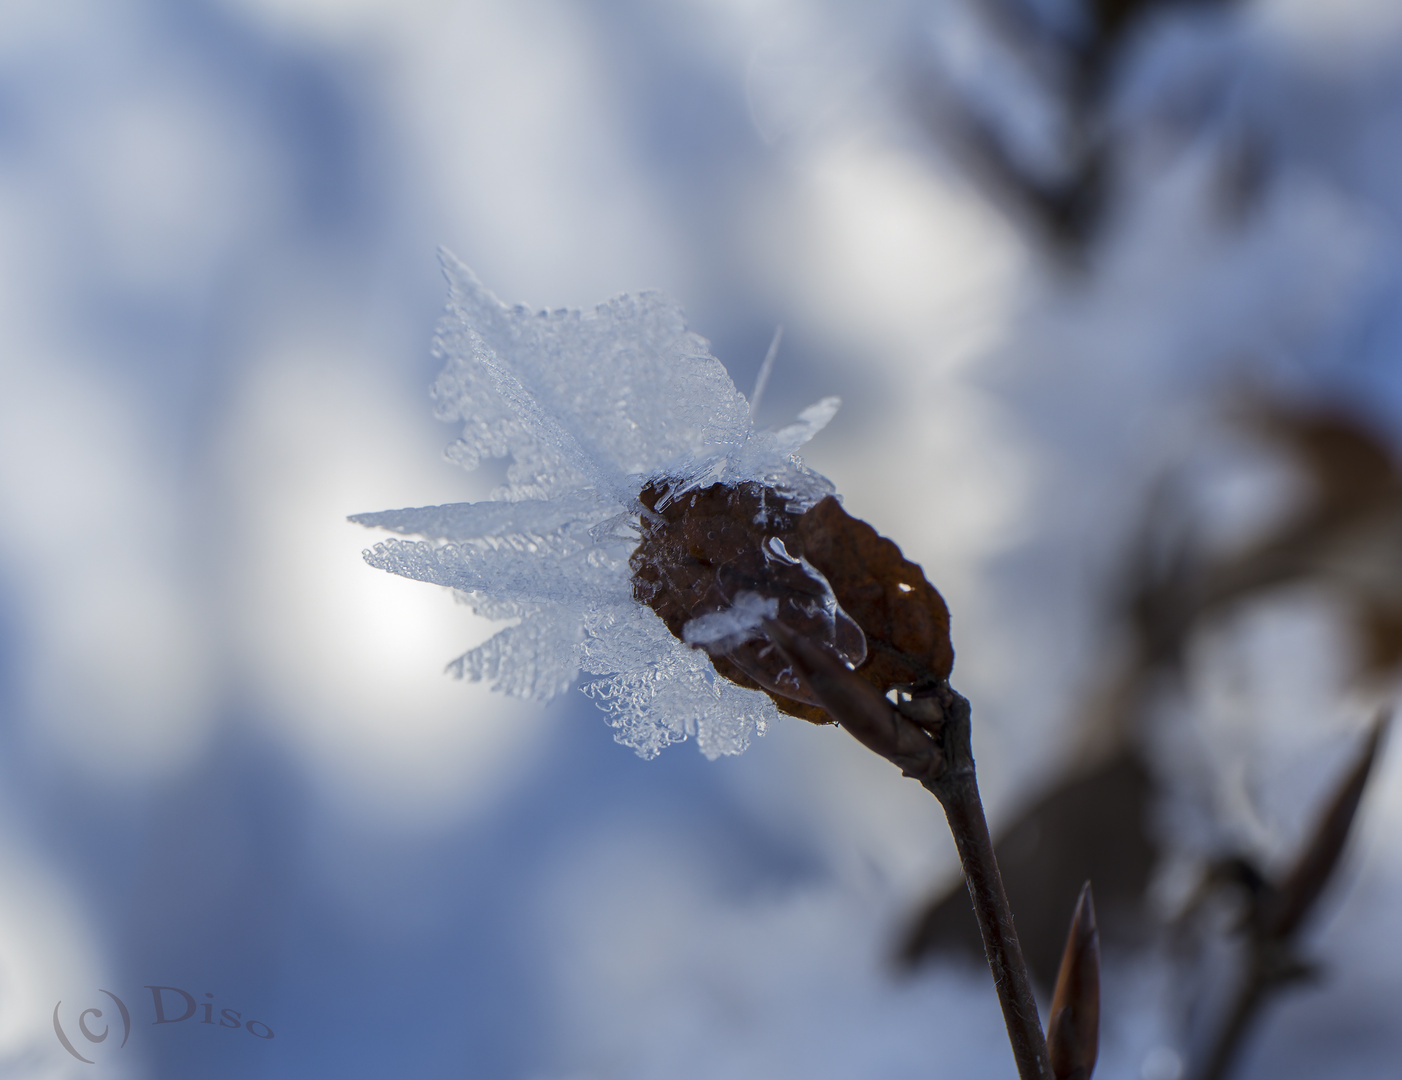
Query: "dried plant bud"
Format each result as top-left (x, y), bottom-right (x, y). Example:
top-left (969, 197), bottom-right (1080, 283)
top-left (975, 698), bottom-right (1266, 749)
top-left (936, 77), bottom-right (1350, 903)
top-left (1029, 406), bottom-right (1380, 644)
top-left (796, 496), bottom-right (954, 690)
top-left (631, 481), bottom-right (953, 722)
top-left (1259, 711), bottom-right (1390, 941)
top-left (1047, 882), bottom-right (1100, 1080)
top-left (631, 481), bottom-right (860, 721)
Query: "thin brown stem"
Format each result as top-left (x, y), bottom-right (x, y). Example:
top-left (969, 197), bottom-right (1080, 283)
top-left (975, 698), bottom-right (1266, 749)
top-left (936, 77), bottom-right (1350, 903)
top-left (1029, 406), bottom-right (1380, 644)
top-left (933, 777), bottom-right (1052, 1079)
top-left (919, 691), bottom-right (1052, 1080)
top-left (760, 623), bottom-right (1052, 1079)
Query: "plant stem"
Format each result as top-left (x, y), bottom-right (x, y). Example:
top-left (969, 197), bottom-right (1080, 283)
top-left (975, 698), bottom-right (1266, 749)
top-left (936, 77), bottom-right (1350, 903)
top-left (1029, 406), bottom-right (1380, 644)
top-left (1191, 714), bottom-right (1387, 1080)
top-left (918, 690), bottom-right (1052, 1080)
top-left (1193, 950), bottom-right (1273, 1080)
top-left (757, 625), bottom-right (1051, 1078)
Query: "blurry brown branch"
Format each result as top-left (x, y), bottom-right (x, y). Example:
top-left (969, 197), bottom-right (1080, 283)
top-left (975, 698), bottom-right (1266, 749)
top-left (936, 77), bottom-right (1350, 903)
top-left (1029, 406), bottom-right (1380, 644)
top-left (1190, 712), bottom-right (1390, 1080)
top-left (905, 68), bottom-right (1107, 256)
top-left (1101, 402), bottom-right (1402, 1078)
top-left (898, 399), bottom-right (1402, 1077)
top-left (908, 0), bottom-right (1240, 255)
top-left (1192, 404), bottom-right (1402, 674)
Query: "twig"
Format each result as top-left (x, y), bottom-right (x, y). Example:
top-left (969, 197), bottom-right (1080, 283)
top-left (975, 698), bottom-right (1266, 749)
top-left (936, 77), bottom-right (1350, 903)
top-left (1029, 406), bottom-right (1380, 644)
top-left (762, 619), bottom-right (1052, 1080)
top-left (915, 688), bottom-right (1053, 1080)
top-left (1193, 946), bottom-right (1311, 1080)
top-left (1191, 712), bottom-right (1389, 1080)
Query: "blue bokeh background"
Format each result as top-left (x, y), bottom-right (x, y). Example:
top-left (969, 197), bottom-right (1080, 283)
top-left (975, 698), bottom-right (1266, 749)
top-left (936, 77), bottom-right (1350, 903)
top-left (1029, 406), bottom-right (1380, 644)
top-left (4, 2), bottom-right (1402, 1078)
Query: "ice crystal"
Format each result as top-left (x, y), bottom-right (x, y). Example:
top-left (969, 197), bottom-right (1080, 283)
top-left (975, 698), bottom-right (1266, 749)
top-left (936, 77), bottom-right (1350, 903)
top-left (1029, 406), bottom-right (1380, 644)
top-left (352, 254), bottom-right (841, 758)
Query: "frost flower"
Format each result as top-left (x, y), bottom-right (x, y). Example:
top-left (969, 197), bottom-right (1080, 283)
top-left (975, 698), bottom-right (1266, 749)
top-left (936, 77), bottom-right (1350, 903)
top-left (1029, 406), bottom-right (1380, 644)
top-left (353, 255), bottom-right (848, 758)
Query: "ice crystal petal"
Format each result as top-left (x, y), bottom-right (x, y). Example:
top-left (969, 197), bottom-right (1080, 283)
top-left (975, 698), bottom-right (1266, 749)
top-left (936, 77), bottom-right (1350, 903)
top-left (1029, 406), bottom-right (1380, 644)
top-left (575, 603), bottom-right (677, 678)
top-left (447, 612), bottom-right (583, 701)
top-left (350, 491), bottom-right (611, 543)
top-left (361, 533), bottom-right (627, 609)
top-left (582, 658), bottom-right (775, 760)
top-left (432, 252), bottom-right (754, 499)
top-left (356, 261), bottom-right (839, 758)
top-left (573, 604), bottom-right (779, 758)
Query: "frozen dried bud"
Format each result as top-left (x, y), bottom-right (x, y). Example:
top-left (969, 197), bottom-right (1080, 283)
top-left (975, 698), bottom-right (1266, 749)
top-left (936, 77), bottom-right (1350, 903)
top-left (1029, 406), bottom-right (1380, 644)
top-left (631, 480), bottom-right (954, 723)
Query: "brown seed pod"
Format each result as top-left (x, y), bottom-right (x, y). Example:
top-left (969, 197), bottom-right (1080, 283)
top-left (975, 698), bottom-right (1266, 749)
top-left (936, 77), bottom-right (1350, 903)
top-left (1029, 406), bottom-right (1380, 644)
top-left (796, 495), bottom-right (954, 692)
top-left (631, 481), bottom-right (953, 722)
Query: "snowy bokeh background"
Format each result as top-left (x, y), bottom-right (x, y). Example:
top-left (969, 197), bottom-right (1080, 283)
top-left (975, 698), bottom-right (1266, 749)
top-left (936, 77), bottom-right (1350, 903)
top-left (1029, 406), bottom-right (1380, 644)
top-left (3, 1), bottom-right (1402, 1077)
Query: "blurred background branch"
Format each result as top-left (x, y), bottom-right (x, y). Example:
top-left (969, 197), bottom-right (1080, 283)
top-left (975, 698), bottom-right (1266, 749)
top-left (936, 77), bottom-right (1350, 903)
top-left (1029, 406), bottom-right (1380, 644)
top-left (907, 0), bottom-right (1243, 255)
